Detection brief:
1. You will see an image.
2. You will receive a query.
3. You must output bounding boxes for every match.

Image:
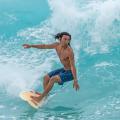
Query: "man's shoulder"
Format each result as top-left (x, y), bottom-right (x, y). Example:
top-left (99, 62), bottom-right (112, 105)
top-left (67, 46), bottom-right (73, 52)
top-left (54, 42), bottom-right (59, 46)
top-left (52, 42), bottom-right (59, 48)
top-left (67, 47), bottom-right (74, 56)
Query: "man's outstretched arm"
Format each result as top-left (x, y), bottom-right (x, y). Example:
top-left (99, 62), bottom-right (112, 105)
top-left (23, 42), bottom-right (59, 49)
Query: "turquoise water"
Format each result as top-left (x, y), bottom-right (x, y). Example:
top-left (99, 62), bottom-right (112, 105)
top-left (0, 0), bottom-right (120, 119)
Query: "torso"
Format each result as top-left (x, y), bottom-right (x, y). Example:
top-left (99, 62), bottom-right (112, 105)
top-left (55, 44), bottom-right (72, 70)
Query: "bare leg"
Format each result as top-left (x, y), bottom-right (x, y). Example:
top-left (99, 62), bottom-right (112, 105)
top-left (30, 74), bottom-right (50, 104)
top-left (42, 77), bottom-right (55, 97)
top-left (32, 74), bottom-right (50, 96)
top-left (43, 74), bottom-right (50, 90)
top-left (32, 75), bottom-right (61, 103)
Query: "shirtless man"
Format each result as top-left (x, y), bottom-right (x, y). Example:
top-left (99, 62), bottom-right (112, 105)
top-left (23, 32), bottom-right (80, 104)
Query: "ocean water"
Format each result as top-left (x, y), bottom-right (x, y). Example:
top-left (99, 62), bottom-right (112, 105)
top-left (0, 0), bottom-right (120, 119)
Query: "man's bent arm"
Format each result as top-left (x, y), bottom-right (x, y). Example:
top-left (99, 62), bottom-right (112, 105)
top-left (69, 50), bottom-right (77, 81)
top-left (71, 65), bottom-right (77, 81)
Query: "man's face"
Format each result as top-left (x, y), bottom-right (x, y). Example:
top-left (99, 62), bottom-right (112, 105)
top-left (60, 35), bottom-right (70, 46)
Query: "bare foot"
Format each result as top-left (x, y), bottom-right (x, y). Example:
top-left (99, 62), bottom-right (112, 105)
top-left (30, 99), bottom-right (39, 106)
top-left (30, 91), bottom-right (42, 96)
top-left (31, 95), bottom-right (43, 103)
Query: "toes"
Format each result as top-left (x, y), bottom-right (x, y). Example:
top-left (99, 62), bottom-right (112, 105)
top-left (30, 96), bottom-right (34, 99)
top-left (30, 99), bottom-right (38, 106)
top-left (35, 92), bottom-right (41, 95)
top-left (30, 91), bottom-right (41, 96)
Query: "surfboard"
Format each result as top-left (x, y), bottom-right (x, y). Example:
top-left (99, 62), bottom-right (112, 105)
top-left (19, 91), bottom-right (47, 109)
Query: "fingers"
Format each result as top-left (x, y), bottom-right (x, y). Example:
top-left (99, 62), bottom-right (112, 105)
top-left (23, 44), bottom-right (27, 47)
top-left (73, 83), bottom-right (79, 91)
top-left (76, 86), bottom-right (78, 91)
top-left (77, 84), bottom-right (80, 91)
top-left (75, 84), bottom-right (80, 91)
top-left (77, 85), bottom-right (80, 90)
top-left (23, 44), bottom-right (27, 48)
top-left (23, 44), bottom-right (30, 48)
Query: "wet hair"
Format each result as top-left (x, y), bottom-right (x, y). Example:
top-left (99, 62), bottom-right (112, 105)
top-left (55, 32), bottom-right (71, 46)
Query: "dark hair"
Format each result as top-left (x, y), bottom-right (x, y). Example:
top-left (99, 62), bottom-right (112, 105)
top-left (55, 32), bottom-right (71, 46)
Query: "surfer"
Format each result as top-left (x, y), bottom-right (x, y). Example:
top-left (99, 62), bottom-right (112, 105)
top-left (23, 32), bottom-right (80, 105)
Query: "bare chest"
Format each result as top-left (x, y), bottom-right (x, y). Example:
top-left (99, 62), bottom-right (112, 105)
top-left (56, 48), bottom-right (69, 61)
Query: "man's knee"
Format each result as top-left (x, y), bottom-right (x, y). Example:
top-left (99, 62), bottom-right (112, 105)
top-left (44, 74), bottom-right (50, 81)
top-left (50, 75), bottom-right (61, 83)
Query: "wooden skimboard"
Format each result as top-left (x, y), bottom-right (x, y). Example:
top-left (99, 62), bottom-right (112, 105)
top-left (19, 91), bottom-right (47, 109)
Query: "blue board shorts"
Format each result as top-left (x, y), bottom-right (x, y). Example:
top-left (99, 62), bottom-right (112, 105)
top-left (48, 68), bottom-right (74, 85)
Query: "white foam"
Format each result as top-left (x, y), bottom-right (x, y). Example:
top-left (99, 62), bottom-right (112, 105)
top-left (17, 0), bottom-right (120, 55)
top-left (95, 61), bottom-right (114, 67)
top-left (1, 0), bottom-right (119, 97)
top-left (0, 105), bottom-right (5, 109)
top-left (0, 115), bottom-right (5, 119)
top-left (0, 63), bottom-right (37, 96)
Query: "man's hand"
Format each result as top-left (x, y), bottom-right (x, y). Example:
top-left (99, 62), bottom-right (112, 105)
top-left (73, 80), bottom-right (80, 91)
top-left (23, 44), bottom-right (31, 48)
